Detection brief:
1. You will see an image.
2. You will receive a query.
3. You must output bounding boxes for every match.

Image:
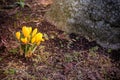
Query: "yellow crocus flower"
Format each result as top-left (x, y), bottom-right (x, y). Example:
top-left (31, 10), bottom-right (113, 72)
top-left (16, 31), bottom-right (20, 40)
top-left (15, 26), bottom-right (46, 58)
top-left (28, 27), bottom-right (32, 34)
top-left (22, 26), bottom-right (30, 37)
top-left (32, 28), bottom-right (37, 37)
top-left (34, 33), bottom-right (44, 42)
top-left (21, 37), bottom-right (28, 44)
top-left (31, 37), bottom-right (35, 43)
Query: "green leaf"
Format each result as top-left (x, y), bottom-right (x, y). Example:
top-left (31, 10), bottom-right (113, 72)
top-left (107, 49), bottom-right (112, 53)
top-left (9, 48), bottom-right (18, 54)
top-left (43, 33), bottom-right (49, 40)
top-left (4, 68), bottom-right (16, 75)
top-left (0, 58), bottom-right (3, 61)
top-left (15, 0), bottom-right (25, 8)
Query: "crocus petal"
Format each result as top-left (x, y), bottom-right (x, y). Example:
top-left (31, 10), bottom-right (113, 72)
top-left (31, 37), bottom-right (35, 43)
top-left (21, 37), bottom-right (28, 44)
top-left (16, 31), bottom-right (20, 40)
top-left (22, 26), bottom-right (29, 37)
top-left (32, 28), bottom-right (37, 37)
top-left (28, 27), bottom-right (32, 34)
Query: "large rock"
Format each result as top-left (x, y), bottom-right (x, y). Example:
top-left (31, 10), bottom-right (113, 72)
top-left (45, 0), bottom-right (120, 49)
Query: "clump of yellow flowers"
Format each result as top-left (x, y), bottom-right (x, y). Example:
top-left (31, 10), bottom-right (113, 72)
top-left (15, 26), bottom-right (44, 58)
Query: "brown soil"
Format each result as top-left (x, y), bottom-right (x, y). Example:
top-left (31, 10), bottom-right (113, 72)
top-left (0, 0), bottom-right (120, 80)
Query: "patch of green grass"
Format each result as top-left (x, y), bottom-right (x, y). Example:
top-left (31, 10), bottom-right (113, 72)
top-left (15, 0), bottom-right (25, 8)
top-left (42, 77), bottom-right (48, 80)
top-left (107, 49), bottom-right (112, 53)
top-left (65, 52), bottom-right (80, 63)
top-left (65, 54), bottom-right (73, 62)
top-left (9, 48), bottom-right (18, 54)
top-left (4, 68), bottom-right (16, 75)
top-left (89, 46), bottom-right (99, 52)
top-left (15, 11), bottom-right (23, 19)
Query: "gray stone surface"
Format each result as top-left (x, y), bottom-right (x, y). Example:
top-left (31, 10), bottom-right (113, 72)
top-left (45, 0), bottom-right (120, 49)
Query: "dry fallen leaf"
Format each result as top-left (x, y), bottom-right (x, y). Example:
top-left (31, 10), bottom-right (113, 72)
top-left (39, 0), bottom-right (53, 6)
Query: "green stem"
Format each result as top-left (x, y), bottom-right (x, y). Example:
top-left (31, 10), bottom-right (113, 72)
top-left (25, 44), bottom-right (28, 54)
top-left (31, 44), bottom-right (37, 53)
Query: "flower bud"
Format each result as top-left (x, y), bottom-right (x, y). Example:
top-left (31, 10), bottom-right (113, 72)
top-left (16, 31), bottom-right (21, 40)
